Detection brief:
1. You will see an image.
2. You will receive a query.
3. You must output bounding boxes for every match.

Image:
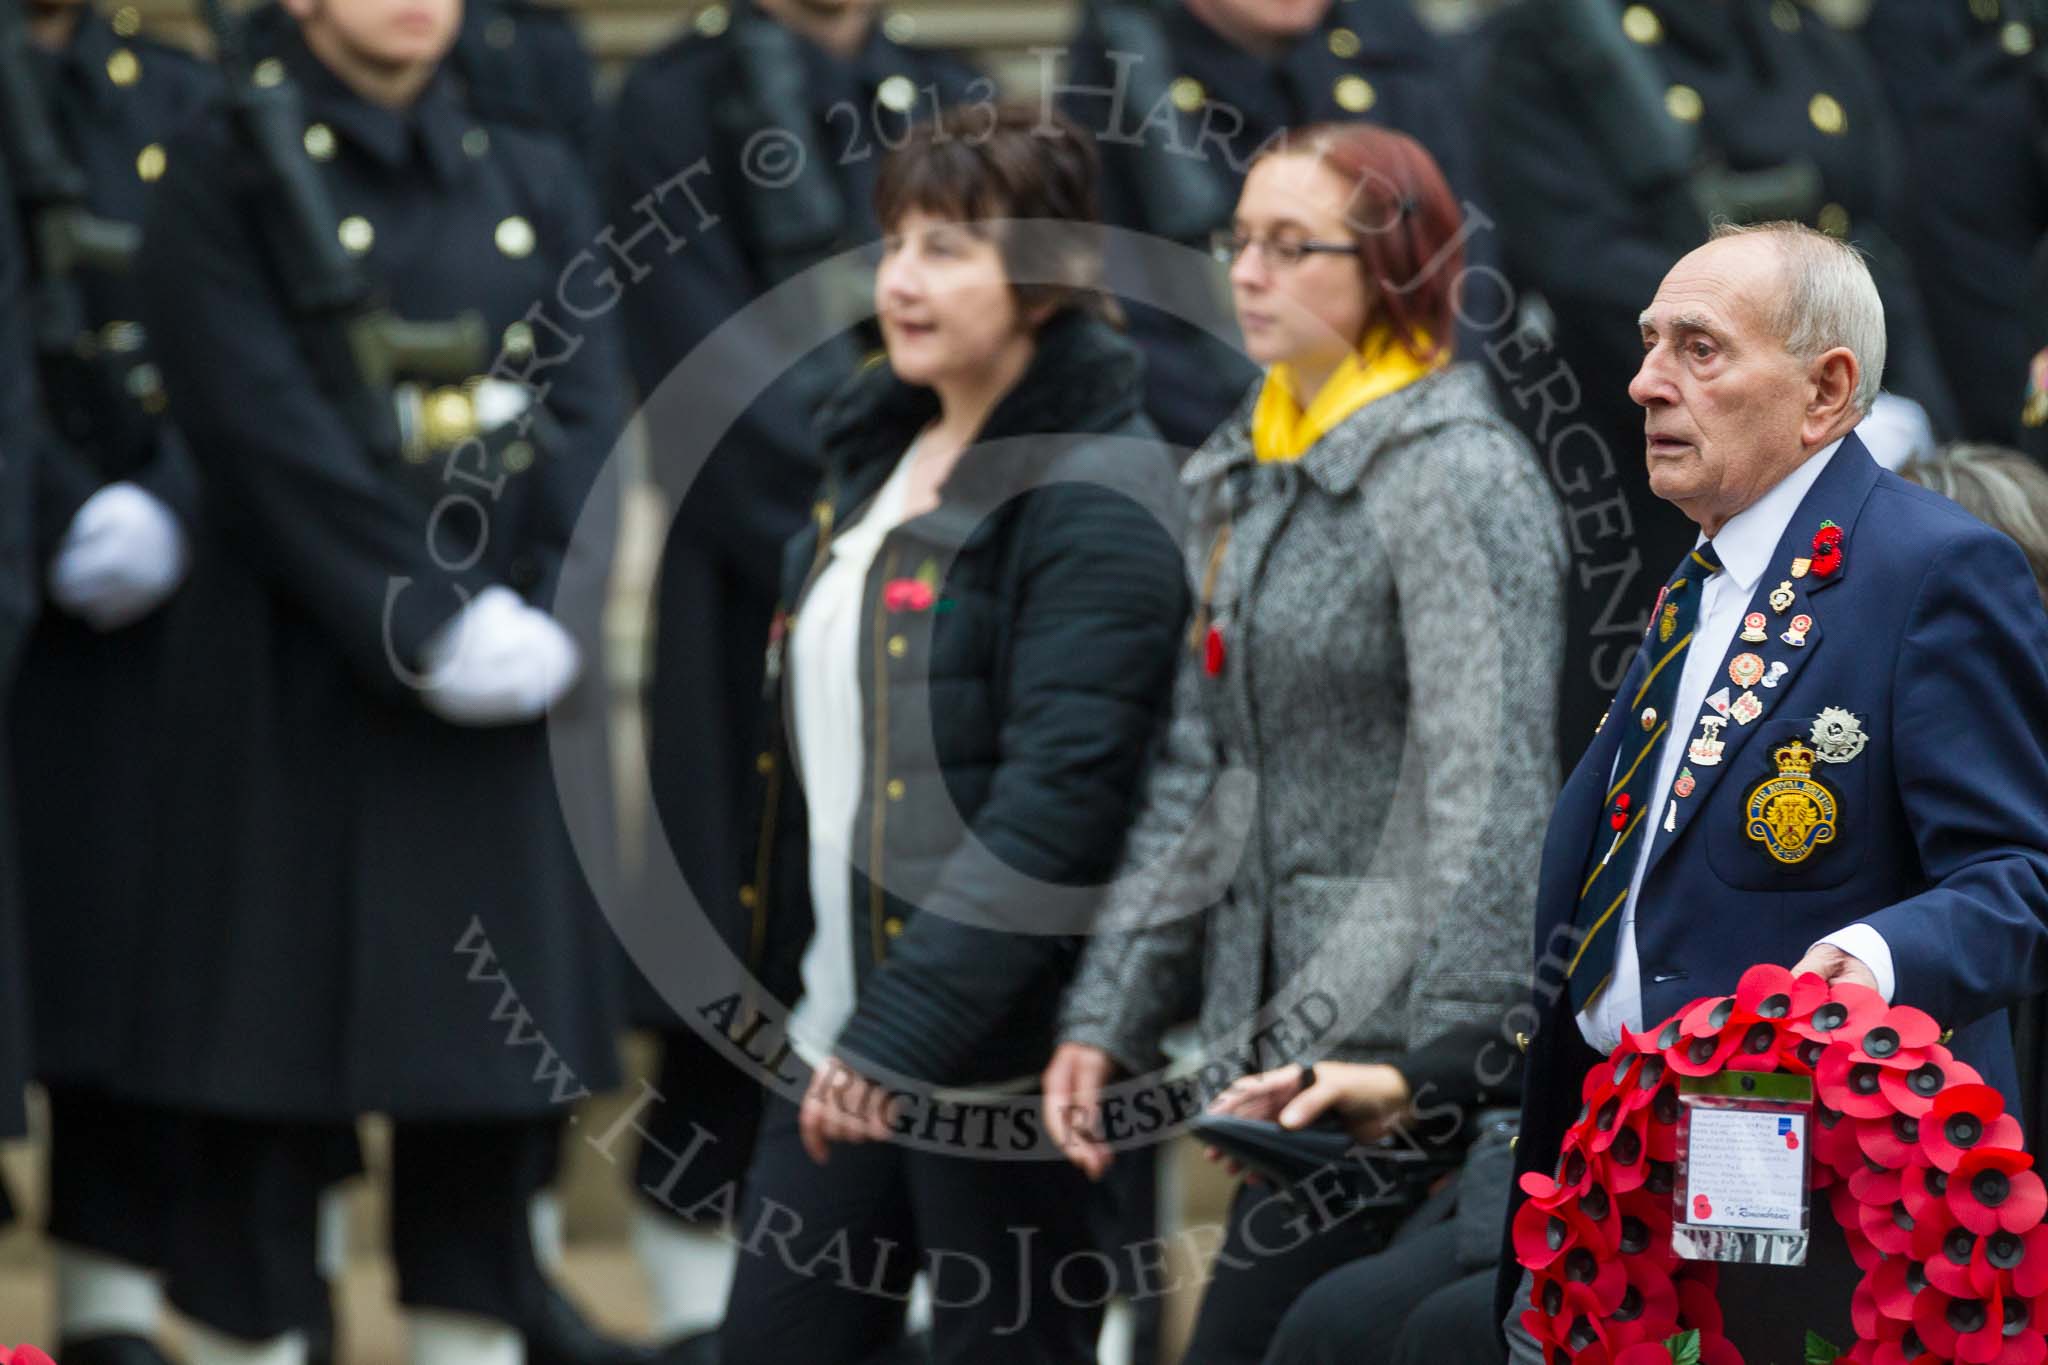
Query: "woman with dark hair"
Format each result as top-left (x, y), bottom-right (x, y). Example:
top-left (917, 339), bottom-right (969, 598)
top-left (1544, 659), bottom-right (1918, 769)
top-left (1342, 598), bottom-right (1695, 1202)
top-left (1044, 122), bottom-right (1567, 1364)
top-left (714, 105), bottom-right (1189, 1365)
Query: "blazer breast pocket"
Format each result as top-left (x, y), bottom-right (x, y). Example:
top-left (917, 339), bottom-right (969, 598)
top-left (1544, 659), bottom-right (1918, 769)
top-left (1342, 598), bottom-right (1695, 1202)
top-left (1704, 716), bottom-right (1869, 892)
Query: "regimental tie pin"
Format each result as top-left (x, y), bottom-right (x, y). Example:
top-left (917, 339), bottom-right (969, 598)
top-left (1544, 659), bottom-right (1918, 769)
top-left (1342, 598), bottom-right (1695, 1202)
top-left (1739, 612), bottom-right (1769, 643)
top-left (1768, 580), bottom-right (1795, 614)
top-left (1781, 613), bottom-right (1812, 648)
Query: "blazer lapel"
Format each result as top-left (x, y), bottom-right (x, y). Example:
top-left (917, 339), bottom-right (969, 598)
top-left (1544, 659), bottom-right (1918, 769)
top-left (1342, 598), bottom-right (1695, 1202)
top-left (1641, 436), bottom-right (1883, 877)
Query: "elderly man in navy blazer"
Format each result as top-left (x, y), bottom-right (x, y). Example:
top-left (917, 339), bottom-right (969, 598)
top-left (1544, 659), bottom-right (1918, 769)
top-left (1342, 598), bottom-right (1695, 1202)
top-left (1500, 220), bottom-right (2048, 1351)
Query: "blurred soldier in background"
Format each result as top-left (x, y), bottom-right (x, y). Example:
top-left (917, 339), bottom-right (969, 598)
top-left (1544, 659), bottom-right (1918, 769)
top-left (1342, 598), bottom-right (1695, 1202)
top-left (0, 146), bottom-right (42, 1260)
top-left (2027, 232), bottom-right (2048, 465)
top-left (602, 0), bottom-right (978, 1337)
top-left (1850, 0), bottom-right (2047, 446)
top-left (1058, 0), bottom-right (1483, 451)
top-left (2, 0), bottom-right (209, 1358)
top-left (1477, 0), bottom-right (1959, 758)
top-left (124, 0), bottom-right (647, 1360)
top-left (240, 0), bottom-right (598, 161)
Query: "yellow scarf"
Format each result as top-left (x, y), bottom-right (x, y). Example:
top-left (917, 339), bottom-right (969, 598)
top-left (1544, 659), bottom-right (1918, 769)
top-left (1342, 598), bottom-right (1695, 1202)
top-left (1249, 328), bottom-right (1443, 463)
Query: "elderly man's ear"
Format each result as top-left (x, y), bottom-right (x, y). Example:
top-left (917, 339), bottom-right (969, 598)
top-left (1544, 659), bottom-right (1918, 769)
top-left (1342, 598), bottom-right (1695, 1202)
top-left (1803, 345), bottom-right (1862, 448)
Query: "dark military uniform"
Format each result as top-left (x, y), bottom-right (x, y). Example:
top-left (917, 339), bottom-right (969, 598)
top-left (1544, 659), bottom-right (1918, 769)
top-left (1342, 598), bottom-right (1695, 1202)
top-left (603, 0), bottom-right (979, 1225)
top-left (2026, 232), bottom-right (2048, 466)
top-left (1061, 0), bottom-right (1485, 451)
top-left (1851, 0), bottom-right (2048, 443)
top-left (0, 155), bottom-right (41, 1160)
top-left (1477, 0), bottom-right (1957, 759)
top-left (130, 24), bottom-right (628, 1342)
top-left (242, 0), bottom-right (598, 162)
top-left (6, 3), bottom-right (212, 1277)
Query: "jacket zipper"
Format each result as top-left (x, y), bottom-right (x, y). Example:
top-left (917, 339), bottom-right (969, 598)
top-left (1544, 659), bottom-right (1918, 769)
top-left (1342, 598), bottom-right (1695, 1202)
top-left (869, 542), bottom-right (902, 964)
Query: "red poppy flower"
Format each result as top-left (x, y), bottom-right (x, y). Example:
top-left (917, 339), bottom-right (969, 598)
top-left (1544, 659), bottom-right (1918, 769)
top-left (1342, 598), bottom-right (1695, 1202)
top-left (1674, 1266), bottom-right (1725, 1336)
top-left (0, 1350), bottom-right (56, 1365)
top-left (1858, 1110), bottom-right (1932, 1171)
top-left (1793, 983), bottom-right (1889, 1045)
top-left (1906, 1165), bottom-right (1958, 1224)
top-left (1919, 1206), bottom-right (1989, 1297)
top-left (1736, 963), bottom-right (1831, 1021)
top-left (1869, 1253), bottom-right (1928, 1323)
top-left (1926, 1086), bottom-right (2026, 1172)
top-left (1851, 1155), bottom-right (1908, 1204)
top-left (1881, 1046), bottom-right (1963, 1119)
top-left (1821, 1045), bottom-right (1901, 1121)
top-left (882, 578), bottom-right (935, 613)
top-left (1912, 1281), bottom-right (2018, 1363)
top-left (1815, 523), bottom-right (1845, 551)
top-left (1514, 1192), bottom-right (1605, 1271)
top-left (2012, 1226), bottom-right (2048, 1300)
top-left (1950, 1148), bottom-right (2048, 1238)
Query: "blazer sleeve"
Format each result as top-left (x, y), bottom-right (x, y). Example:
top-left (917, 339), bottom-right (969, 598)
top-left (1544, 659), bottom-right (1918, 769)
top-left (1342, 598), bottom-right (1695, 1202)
top-left (1862, 526), bottom-right (2048, 1028)
top-left (1374, 420), bottom-right (1565, 1049)
top-left (831, 477), bottom-right (1191, 1083)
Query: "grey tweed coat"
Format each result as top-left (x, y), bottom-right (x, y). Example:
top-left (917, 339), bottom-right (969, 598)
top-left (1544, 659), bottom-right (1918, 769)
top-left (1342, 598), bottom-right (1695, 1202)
top-left (1059, 363), bottom-right (1569, 1075)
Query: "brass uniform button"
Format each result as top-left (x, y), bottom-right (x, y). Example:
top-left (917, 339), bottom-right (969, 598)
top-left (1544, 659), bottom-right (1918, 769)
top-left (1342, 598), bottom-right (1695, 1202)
top-left (502, 321), bottom-right (534, 357)
top-left (886, 779), bottom-right (906, 801)
top-left (883, 916), bottom-right (905, 939)
top-left (253, 57), bottom-right (285, 88)
top-left (1621, 4), bottom-right (1662, 45)
top-left (883, 12), bottom-right (916, 43)
top-left (1769, 0), bottom-right (1800, 33)
top-left (877, 75), bottom-right (917, 113)
top-left (2003, 21), bottom-right (2036, 56)
top-left (1509, 1135), bottom-right (1519, 1152)
top-left (495, 215), bottom-right (536, 259)
top-left (303, 123), bottom-right (337, 162)
top-left (1169, 77), bottom-right (1205, 113)
top-left (887, 635), bottom-right (908, 659)
top-left (135, 143), bottom-right (166, 182)
top-left (1817, 202), bottom-right (1850, 238)
top-left (1516, 1032), bottom-right (1531, 1054)
top-left (1808, 92), bottom-right (1847, 136)
top-left (1664, 83), bottom-right (1704, 124)
top-left (739, 886), bottom-right (759, 909)
top-left (337, 215), bottom-right (375, 255)
top-left (756, 752), bottom-right (775, 775)
top-left (106, 48), bottom-right (140, 86)
top-left (1334, 75), bottom-right (1375, 113)
top-left (112, 5), bottom-right (141, 35)
top-left (463, 127), bottom-right (491, 159)
top-left (502, 440), bottom-right (534, 474)
top-left (694, 3), bottom-right (730, 37)
top-left (1327, 27), bottom-right (1361, 59)
top-left (101, 320), bottom-right (145, 353)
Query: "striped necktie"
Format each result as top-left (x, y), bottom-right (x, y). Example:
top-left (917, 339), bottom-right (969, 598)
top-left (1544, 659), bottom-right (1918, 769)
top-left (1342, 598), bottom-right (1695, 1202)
top-left (1567, 542), bottom-right (1724, 1013)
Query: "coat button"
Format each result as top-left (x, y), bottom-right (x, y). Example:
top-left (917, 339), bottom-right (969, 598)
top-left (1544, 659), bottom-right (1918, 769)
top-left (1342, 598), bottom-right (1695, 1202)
top-left (739, 887), bottom-right (759, 909)
top-left (253, 57), bottom-right (285, 87)
top-left (883, 916), bottom-right (904, 939)
top-left (502, 441), bottom-right (534, 474)
top-left (1818, 203), bottom-right (1851, 238)
top-left (303, 123), bottom-right (337, 161)
top-left (877, 75), bottom-right (917, 113)
top-left (1516, 1032), bottom-right (1531, 1053)
top-left (756, 752), bottom-right (775, 775)
top-left (1621, 4), bottom-right (1662, 44)
top-left (495, 216), bottom-right (536, 259)
top-left (337, 216), bottom-right (375, 255)
top-left (1333, 75), bottom-right (1375, 113)
top-left (1808, 92), bottom-right (1847, 136)
top-left (106, 47), bottom-right (140, 86)
top-left (1327, 26), bottom-right (1360, 58)
top-left (887, 635), bottom-right (907, 659)
top-left (1664, 84), bottom-right (1704, 123)
top-left (135, 143), bottom-right (165, 182)
top-left (885, 779), bottom-right (905, 801)
top-left (1169, 77), bottom-right (1205, 113)
top-left (1509, 1135), bottom-right (1519, 1152)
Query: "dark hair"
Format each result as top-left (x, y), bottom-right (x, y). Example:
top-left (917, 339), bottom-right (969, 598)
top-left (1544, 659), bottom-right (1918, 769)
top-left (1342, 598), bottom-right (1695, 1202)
top-left (1250, 122), bottom-right (1464, 360)
top-left (873, 104), bottom-right (1122, 328)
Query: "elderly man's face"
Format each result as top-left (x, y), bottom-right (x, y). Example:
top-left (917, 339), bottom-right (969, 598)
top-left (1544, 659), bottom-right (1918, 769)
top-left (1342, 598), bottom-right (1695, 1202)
top-left (1629, 236), bottom-right (1822, 534)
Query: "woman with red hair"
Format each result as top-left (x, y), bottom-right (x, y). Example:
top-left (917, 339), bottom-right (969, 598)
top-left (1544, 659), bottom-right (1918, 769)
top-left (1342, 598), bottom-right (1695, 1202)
top-left (1045, 124), bottom-right (1567, 1362)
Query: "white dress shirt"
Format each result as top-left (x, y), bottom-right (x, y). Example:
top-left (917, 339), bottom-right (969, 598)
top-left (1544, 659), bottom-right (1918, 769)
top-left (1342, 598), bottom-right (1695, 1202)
top-left (1578, 438), bottom-right (1894, 1053)
top-left (787, 444), bottom-right (920, 1067)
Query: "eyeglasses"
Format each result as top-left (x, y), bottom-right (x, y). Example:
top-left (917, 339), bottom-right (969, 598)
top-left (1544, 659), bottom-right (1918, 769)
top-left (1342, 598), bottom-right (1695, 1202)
top-left (1210, 231), bottom-right (1362, 268)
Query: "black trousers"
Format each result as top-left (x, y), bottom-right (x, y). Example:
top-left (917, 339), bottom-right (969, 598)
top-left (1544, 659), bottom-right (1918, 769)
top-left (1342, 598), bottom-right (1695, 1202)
top-left (164, 1112), bottom-right (559, 1341)
top-left (1262, 1219), bottom-right (1505, 1365)
top-left (720, 1093), bottom-right (1104, 1365)
top-left (45, 1085), bottom-right (184, 1270)
top-left (1179, 1181), bottom-right (1412, 1365)
top-left (634, 1026), bottom-right (765, 1224)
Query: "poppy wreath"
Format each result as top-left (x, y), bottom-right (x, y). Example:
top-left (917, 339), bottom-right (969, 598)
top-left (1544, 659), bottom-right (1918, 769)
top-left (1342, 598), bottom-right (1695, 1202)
top-left (1514, 963), bottom-right (2048, 1364)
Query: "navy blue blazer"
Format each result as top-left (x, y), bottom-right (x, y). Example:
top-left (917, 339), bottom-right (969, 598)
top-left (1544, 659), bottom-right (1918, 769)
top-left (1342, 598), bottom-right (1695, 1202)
top-left (1506, 434), bottom-right (2048, 1299)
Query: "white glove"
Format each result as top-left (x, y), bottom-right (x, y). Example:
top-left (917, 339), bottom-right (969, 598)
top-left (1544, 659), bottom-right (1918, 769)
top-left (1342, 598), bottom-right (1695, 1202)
top-left (49, 481), bottom-right (190, 630)
top-left (418, 584), bottom-right (582, 726)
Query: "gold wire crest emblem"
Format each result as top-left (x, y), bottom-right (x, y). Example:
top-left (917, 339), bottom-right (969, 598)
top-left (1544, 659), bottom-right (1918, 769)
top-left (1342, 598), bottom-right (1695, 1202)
top-left (1745, 739), bottom-right (1837, 865)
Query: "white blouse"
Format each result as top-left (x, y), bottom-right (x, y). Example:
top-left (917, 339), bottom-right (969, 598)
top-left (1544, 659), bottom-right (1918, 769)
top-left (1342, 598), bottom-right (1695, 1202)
top-left (785, 442), bottom-right (922, 1066)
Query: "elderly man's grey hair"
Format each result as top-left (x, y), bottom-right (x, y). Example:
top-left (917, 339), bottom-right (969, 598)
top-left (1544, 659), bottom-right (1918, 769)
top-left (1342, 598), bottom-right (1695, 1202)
top-left (1709, 220), bottom-right (1887, 415)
